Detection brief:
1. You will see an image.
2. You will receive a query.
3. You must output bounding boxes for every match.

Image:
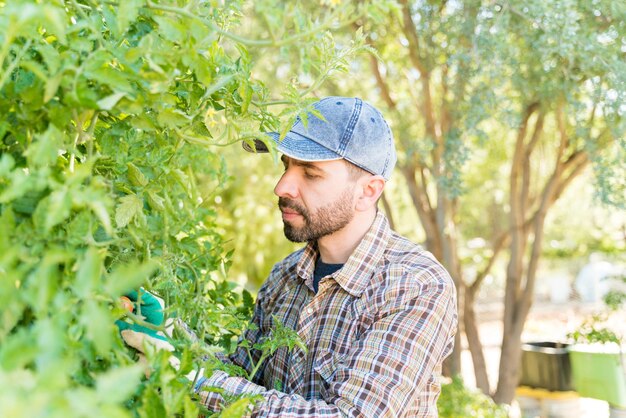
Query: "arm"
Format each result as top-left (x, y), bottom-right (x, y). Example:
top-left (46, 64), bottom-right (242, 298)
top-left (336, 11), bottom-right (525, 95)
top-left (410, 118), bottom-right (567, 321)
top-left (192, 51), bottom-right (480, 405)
top-left (196, 269), bottom-right (458, 417)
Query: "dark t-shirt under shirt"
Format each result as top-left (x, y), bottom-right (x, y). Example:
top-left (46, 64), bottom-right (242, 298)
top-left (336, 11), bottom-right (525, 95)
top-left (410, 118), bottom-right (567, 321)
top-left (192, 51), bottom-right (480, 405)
top-left (313, 258), bottom-right (343, 293)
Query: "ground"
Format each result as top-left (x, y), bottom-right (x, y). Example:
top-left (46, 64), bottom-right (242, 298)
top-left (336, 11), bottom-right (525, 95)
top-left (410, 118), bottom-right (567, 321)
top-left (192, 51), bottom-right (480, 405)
top-left (461, 299), bottom-right (625, 417)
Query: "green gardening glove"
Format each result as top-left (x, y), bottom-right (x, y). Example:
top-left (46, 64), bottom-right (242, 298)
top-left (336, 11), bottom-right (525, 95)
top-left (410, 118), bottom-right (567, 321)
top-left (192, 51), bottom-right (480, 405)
top-left (116, 289), bottom-right (168, 341)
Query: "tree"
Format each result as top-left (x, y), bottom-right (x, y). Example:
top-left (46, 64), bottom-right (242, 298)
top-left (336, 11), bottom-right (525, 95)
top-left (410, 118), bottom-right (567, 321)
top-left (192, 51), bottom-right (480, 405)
top-left (0, 0), bottom-right (378, 415)
top-left (342, 0), bottom-right (625, 404)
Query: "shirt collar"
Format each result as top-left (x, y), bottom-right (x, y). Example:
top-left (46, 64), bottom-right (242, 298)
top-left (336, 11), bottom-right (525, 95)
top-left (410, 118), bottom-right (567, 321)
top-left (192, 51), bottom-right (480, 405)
top-left (296, 211), bottom-right (390, 297)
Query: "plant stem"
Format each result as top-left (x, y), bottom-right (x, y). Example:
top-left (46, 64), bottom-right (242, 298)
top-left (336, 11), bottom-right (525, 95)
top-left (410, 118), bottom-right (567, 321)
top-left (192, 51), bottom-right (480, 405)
top-left (145, 1), bottom-right (361, 48)
top-left (247, 352), bottom-right (269, 382)
top-left (125, 310), bottom-right (166, 333)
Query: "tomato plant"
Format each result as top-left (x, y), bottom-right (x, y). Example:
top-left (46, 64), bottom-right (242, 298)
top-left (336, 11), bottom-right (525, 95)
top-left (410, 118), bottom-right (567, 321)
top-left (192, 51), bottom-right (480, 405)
top-left (0, 0), bottom-right (383, 416)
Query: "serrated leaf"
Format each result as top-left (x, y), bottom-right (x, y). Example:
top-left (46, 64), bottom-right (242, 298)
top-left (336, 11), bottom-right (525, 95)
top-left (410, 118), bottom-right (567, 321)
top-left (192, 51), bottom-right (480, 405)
top-left (89, 200), bottom-right (113, 235)
top-left (157, 109), bottom-right (190, 128)
top-left (219, 398), bottom-right (256, 418)
top-left (146, 190), bottom-right (165, 211)
top-left (104, 259), bottom-right (158, 297)
top-left (75, 248), bottom-right (104, 298)
top-left (153, 15), bottom-right (185, 43)
top-left (183, 396), bottom-right (199, 418)
top-left (24, 124), bottom-right (62, 167)
top-left (44, 71), bottom-right (62, 103)
top-left (127, 163), bottom-right (148, 187)
top-left (96, 363), bottom-right (143, 404)
top-left (82, 300), bottom-right (114, 356)
top-left (115, 194), bottom-right (143, 228)
top-left (139, 386), bottom-right (167, 418)
top-left (117, 0), bottom-right (144, 36)
top-left (242, 289), bottom-right (254, 314)
top-left (44, 188), bottom-right (71, 232)
top-left (171, 169), bottom-right (191, 195)
top-left (41, 5), bottom-right (67, 45)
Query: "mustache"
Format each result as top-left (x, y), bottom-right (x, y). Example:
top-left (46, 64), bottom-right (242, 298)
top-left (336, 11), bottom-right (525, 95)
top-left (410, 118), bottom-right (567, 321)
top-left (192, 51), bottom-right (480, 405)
top-left (278, 197), bottom-right (307, 216)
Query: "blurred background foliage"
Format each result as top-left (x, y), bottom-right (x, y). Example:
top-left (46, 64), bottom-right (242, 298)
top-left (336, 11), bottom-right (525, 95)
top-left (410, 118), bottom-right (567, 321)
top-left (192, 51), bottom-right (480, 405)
top-left (217, 0), bottom-right (626, 406)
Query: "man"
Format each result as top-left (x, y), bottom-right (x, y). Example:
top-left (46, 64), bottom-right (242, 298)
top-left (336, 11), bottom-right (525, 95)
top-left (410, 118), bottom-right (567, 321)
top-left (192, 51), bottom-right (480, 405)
top-left (124, 97), bottom-right (457, 416)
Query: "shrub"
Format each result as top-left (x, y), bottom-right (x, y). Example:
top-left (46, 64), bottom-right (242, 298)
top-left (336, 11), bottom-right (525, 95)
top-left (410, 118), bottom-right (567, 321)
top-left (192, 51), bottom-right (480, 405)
top-left (438, 376), bottom-right (509, 418)
top-left (0, 0), bottom-right (374, 416)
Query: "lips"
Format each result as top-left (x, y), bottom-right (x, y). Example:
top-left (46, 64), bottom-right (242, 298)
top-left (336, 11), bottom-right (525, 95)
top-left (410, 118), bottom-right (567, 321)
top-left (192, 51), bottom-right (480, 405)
top-left (278, 198), bottom-right (306, 221)
top-left (279, 206), bottom-right (302, 222)
top-left (280, 207), bottom-right (299, 215)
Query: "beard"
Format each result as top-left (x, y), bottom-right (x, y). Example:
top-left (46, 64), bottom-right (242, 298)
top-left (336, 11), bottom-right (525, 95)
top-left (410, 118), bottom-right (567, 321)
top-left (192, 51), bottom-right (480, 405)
top-left (278, 188), bottom-right (355, 243)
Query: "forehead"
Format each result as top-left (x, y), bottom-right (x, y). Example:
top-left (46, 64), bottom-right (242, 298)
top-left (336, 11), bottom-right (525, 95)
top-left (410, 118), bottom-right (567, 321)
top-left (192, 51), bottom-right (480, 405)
top-left (281, 155), bottom-right (345, 172)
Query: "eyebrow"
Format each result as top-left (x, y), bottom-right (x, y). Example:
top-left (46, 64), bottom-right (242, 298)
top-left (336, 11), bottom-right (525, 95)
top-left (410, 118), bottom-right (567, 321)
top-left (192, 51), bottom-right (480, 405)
top-left (281, 155), bottom-right (325, 173)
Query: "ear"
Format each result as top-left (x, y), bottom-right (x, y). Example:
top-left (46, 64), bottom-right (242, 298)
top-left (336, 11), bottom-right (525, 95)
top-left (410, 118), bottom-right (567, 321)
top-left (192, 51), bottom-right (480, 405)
top-left (355, 175), bottom-right (385, 212)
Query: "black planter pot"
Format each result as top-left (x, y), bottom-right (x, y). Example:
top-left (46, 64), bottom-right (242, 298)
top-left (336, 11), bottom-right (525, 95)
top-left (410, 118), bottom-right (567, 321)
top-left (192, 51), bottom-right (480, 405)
top-left (519, 341), bottom-right (573, 392)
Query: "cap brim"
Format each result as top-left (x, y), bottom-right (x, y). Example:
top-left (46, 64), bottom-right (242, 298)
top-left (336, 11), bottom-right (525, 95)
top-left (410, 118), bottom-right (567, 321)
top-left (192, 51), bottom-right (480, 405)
top-left (243, 131), bottom-right (342, 162)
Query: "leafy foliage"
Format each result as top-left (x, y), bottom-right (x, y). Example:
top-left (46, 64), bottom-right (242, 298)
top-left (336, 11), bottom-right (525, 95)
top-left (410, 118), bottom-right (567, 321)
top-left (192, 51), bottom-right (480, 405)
top-left (0, 0), bottom-right (377, 416)
top-left (437, 376), bottom-right (509, 418)
top-left (569, 274), bottom-right (626, 346)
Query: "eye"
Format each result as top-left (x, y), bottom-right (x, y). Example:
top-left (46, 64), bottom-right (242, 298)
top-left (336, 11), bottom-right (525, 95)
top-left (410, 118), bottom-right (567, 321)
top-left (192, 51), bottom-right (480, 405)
top-left (304, 171), bottom-right (320, 179)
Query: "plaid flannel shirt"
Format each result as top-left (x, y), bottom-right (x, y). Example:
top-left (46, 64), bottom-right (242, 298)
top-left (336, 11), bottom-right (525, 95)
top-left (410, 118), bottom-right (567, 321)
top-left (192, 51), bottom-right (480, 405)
top-left (196, 211), bottom-right (457, 417)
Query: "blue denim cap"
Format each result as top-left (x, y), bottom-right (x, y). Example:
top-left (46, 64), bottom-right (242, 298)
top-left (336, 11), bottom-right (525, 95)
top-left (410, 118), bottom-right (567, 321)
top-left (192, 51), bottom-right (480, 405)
top-left (243, 97), bottom-right (397, 180)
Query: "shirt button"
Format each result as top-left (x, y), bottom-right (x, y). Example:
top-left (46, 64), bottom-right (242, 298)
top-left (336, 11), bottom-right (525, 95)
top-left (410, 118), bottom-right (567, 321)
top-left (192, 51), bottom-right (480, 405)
top-left (306, 307), bottom-right (313, 314)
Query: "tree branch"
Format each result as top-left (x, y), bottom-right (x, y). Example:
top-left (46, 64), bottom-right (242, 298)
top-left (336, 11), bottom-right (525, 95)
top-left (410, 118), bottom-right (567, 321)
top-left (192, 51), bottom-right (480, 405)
top-left (399, 0), bottom-right (438, 141)
top-left (521, 111), bottom-right (545, 212)
top-left (380, 191), bottom-right (397, 231)
top-left (469, 231), bottom-right (510, 293)
top-left (507, 102), bottom-right (539, 300)
top-left (398, 0), bottom-right (428, 76)
top-left (402, 165), bottom-right (441, 257)
top-left (369, 53), bottom-right (397, 110)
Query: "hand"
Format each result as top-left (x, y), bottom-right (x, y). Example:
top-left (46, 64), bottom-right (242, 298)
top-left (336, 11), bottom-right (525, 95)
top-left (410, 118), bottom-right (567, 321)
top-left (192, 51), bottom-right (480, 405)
top-left (116, 289), bottom-right (169, 340)
top-left (121, 328), bottom-right (204, 384)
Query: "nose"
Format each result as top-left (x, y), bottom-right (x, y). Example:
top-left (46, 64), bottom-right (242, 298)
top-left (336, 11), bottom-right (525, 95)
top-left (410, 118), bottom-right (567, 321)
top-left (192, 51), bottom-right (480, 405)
top-left (274, 170), bottom-right (299, 199)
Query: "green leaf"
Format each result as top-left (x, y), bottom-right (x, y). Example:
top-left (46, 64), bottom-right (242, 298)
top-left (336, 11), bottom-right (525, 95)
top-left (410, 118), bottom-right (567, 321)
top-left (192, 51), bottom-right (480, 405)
top-left (28, 251), bottom-right (66, 315)
top-left (115, 194), bottom-right (144, 228)
top-left (44, 188), bottom-right (71, 232)
top-left (40, 5), bottom-right (67, 45)
top-left (89, 200), bottom-right (114, 236)
top-left (0, 153), bottom-right (15, 176)
top-left (183, 396), bottom-right (199, 418)
top-left (146, 190), bottom-right (165, 211)
top-left (117, 0), bottom-right (144, 36)
top-left (75, 248), bottom-right (104, 298)
top-left (154, 16), bottom-right (186, 43)
top-left (82, 301), bottom-right (115, 356)
top-left (96, 364), bottom-right (143, 404)
top-left (104, 259), bottom-right (158, 297)
top-left (171, 169), bottom-right (191, 196)
top-left (0, 328), bottom-right (38, 371)
top-left (97, 92), bottom-right (127, 111)
top-left (157, 109), bottom-right (190, 128)
top-left (0, 208), bottom-right (16, 252)
top-left (24, 124), bottom-right (62, 167)
top-left (44, 71), bottom-right (63, 103)
top-left (127, 162), bottom-right (148, 187)
top-left (219, 397), bottom-right (257, 418)
top-left (139, 386), bottom-right (167, 418)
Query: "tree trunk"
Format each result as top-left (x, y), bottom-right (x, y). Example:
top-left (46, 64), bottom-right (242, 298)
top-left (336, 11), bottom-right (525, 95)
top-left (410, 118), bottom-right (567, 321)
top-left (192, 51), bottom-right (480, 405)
top-left (464, 286), bottom-right (490, 393)
top-left (493, 314), bottom-right (525, 403)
